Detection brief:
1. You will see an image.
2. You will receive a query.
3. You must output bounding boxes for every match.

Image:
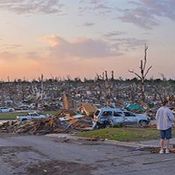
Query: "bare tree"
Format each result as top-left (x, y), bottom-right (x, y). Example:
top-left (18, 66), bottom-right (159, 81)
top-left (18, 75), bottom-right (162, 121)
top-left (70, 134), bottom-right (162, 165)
top-left (111, 70), bottom-right (114, 81)
top-left (129, 44), bottom-right (152, 102)
top-left (105, 70), bottom-right (108, 81)
top-left (95, 72), bottom-right (105, 81)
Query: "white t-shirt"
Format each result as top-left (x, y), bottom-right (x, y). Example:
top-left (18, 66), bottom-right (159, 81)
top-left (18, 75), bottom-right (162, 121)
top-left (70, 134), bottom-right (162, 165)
top-left (156, 106), bottom-right (174, 130)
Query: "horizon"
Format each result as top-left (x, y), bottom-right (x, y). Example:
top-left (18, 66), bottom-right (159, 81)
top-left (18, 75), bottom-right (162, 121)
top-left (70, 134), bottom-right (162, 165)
top-left (0, 0), bottom-right (175, 80)
top-left (1, 74), bottom-right (175, 82)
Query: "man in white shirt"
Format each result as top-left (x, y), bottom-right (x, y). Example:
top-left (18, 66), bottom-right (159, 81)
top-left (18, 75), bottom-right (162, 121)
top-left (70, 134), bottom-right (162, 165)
top-left (156, 99), bottom-right (174, 154)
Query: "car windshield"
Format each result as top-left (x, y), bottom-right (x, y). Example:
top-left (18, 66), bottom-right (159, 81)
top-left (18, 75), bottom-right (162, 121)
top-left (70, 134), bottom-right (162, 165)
top-left (102, 111), bottom-right (112, 117)
top-left (31, 113), bottom-right (39, 116)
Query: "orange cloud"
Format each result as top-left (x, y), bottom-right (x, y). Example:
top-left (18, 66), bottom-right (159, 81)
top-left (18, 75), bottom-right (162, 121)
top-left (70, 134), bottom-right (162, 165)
top-left (40, 35), bottom-right (121, 59)
top-left (40, 35), bottom-right (66, 47)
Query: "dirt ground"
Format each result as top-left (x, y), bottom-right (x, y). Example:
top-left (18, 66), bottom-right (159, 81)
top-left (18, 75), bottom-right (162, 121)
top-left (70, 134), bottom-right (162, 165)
top-left (0, 144), bottom-right (94, 175)
top-left (26, 160), bottom-right (93, 175)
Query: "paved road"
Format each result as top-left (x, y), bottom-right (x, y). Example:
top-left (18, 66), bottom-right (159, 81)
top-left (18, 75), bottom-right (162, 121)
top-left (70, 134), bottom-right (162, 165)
top-left (0, 134), bottom-right (175, 175)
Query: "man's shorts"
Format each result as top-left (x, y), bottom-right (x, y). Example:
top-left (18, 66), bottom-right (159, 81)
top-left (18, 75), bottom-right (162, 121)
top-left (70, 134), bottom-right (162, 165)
top-left (160, 128), bottom-right (172, 139)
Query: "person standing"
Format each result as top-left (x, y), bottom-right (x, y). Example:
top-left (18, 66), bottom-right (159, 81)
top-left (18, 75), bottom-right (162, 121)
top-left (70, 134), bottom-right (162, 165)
top-left (156, 99), bottom-right (174, 154)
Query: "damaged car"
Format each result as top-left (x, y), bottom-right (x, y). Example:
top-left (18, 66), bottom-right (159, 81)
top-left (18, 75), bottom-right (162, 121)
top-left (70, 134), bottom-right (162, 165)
top-left (16, 112), bottom-right (49, 122)
top-left (92, 107), bottom-right (150, 129)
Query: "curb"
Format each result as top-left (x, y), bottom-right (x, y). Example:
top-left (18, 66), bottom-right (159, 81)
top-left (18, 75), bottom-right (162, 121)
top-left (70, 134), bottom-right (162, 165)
top-left (46, 133), bottom-right (159, 148)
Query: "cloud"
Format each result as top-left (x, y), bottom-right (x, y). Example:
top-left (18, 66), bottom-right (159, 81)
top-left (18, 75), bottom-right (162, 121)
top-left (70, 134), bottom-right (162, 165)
top-left (119, 0), bottom-right (175, 29)
top-left (103, 31), bottom-right (126, 38)
top-left (41, 35), bottom-right (63, 47)
top-left (41, 35), bottom-right (146, 59)
top-left (0, 50), bottom-right (39, 63)
top-left (41, 35), bottom-right (121, 59)
top-left (83, 22), bottom-right (95, 27)
top-left (0, 0), bottom-right (64, 14)
top-left (113, 38), bottom-right (146, 50)
top-left (0, 51), bottom-right (17, 61)
top-left (79, 0), bottom-right (175, 29)
top-left (25, 51), bottom-right (42, 60)
top-left (0, 43), bottom-right (22, 51)
top-left (119, 8), bottom-right (159, 29)
top-left (79, 0), bottom-right (112, 15)
top-left (103, 31), bottom-right (146, 50)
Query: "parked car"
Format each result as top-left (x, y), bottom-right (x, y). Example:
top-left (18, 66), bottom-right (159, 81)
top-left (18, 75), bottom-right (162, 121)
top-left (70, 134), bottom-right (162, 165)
top-left (15, 105), bottom-right (31, 110)
top-left (92, 107), bottom-right (150, 129)
top-left (0, 107), bottom-right (15, 113)
top-left (16, 112), bottom-right (49, 122)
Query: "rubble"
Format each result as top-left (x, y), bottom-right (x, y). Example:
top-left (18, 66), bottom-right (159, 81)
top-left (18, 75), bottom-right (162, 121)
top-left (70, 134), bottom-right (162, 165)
top-left (0, 112), bottom-right (93, 135)
top-left (1, 78), bottom-right (174, 112)
top-left (78, 103), bottom-right (97, 117)
top-left (0, 117), bottom-right (63, 135)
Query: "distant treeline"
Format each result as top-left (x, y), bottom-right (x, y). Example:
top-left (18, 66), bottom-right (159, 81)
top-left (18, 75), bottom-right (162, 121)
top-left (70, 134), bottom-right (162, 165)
top-left (0, 77), bottom-right (175, 84)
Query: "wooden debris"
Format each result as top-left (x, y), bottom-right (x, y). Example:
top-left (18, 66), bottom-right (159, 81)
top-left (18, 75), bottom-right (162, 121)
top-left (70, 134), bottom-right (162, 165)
top-left (0, 112), bottom-right (92, 135)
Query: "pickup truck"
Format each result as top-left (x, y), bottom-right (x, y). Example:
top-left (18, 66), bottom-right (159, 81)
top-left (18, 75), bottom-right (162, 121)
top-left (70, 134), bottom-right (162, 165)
top-left (16, 112), bottom-right (49, 122)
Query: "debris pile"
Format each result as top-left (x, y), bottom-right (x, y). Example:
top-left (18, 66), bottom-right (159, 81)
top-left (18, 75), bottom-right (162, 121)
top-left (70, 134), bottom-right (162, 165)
top-left (64, 117), bottom-right (93, 131)
top-left (0, 117), bottom-right (65, 135)
top-left (0, 113), bottom-right (93, 135)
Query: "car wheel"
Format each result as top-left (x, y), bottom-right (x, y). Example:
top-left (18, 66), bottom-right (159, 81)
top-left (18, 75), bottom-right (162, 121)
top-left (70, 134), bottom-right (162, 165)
top-left (93, 122), bottom-right (101, 129)
top-left (105, 122), bottom-right (111, 128)
top-left (139, 120), bottom-right (148, 128)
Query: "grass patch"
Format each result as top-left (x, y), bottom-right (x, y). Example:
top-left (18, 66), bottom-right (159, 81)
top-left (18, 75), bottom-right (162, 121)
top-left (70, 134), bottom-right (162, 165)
top-left (0, 112), bottom-right (27, 120)
top-left (43, 111), bottom-right (59, 116)
top-left (78, 127), bottom-right (175, 142)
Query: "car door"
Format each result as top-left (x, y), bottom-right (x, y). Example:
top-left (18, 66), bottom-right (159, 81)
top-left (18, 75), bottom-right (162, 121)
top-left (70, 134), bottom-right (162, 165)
top-left (30, 113), bottom-right (34, 119)
top-left (111, 111), bottom-right (124, 126)
top-left (31, 113), bottom-right (38, 119)
top-left (123, 111), bottom-right (138, 125)
top-left (100, 111), bottom-right (113, 124)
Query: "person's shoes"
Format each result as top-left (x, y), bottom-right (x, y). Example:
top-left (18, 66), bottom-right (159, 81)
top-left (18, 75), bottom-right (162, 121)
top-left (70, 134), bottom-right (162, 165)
top-left (165, 149), bottom-right (170, 154)
top-left (159, 149), bottom-right (164, 154)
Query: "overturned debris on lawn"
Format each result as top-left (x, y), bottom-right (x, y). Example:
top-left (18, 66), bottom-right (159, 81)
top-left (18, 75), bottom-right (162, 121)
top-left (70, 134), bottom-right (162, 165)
top-left (0, 112), bottom-right (93, 135)
top-left (59, 113), bottom-right (92, 131)
top-left (0, 117), bottom-right (64, 135)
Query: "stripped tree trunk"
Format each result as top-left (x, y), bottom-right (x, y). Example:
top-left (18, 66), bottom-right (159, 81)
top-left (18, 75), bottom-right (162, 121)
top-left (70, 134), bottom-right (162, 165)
top-left (129, 44), bottom-right (152, 102)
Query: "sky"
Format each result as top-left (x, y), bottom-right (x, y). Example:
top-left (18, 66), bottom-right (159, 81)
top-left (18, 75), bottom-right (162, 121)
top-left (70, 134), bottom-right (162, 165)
top-left (0, 0), bottom-right (175, 80)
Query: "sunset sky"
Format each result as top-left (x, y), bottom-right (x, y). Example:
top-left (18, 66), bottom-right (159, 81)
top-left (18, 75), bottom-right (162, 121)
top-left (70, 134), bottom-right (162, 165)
top-left (0, 0), bottom-right (175, 80)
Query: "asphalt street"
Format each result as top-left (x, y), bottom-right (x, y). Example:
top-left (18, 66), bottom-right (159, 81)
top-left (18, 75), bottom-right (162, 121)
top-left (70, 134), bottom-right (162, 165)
top-left (0, 134), bottom-right (175, 175)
